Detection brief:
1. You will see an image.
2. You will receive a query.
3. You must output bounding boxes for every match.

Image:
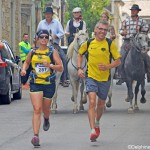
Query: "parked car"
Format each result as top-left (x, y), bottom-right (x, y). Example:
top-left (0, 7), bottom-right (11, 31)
top-left (0, 40), bottom-right (22, 104)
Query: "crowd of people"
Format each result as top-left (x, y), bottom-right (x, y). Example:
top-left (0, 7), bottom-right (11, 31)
top-left (19, 4), bottom-right (150, 147)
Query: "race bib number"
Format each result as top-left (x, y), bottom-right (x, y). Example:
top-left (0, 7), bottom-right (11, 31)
top-left (35, 63), bottom-right (49, 74)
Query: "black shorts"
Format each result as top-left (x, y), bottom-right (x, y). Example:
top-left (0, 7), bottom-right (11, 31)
top-left (30, 83), bottom-right (56, 99)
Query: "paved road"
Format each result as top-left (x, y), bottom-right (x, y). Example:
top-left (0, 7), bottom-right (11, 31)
top-left (0, 82), bottom-right (150, 150)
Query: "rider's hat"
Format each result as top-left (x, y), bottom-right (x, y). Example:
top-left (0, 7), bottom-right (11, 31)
top-left (44, 6), bottom-right (53, 13)
top-left (130, 4), bottom-right (141, 11)
top-left (36, 30), bottom-right (49, 37)
top-left (72, 7), bottom-right (81, 13)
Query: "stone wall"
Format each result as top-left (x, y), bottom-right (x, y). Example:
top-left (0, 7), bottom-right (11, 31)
top-left (1, 0), bottom-right (21, 55)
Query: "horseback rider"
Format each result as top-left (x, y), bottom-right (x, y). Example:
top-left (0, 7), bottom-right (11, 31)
top-left (65, 7), bottom-right (87, 46)
top-left (100, 11), bottom-right (116, 40)
top-left (37, 6), bottom-right (69, 87)
top-left (116, 4), bottom-right (150, 85)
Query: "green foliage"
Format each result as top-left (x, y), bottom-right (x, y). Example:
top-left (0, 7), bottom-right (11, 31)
top-left (65, 0), bottom-right (110, 37)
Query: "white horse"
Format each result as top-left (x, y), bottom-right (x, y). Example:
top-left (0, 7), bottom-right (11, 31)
top-left (105, 67), bottom-right (115, 108)
top-left (47, 30), bottom-right (63, 114)
top-left (67, 30), bottom-right (89, 113)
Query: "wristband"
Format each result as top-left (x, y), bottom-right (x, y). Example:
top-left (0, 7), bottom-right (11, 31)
top-left (50, 64), bottom-right (54, 68)
top-left (77, 67), bottom-right (82, 70)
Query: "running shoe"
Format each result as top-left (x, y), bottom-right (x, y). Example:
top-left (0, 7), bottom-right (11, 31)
top-left (90, 130), bottom-right (97, 142)
top-left (43, 117), bottom-right (50, 131)
top-left (95, 127), bottom-right (100, 138)
top-left (31, 136), bottom-right (40, 147)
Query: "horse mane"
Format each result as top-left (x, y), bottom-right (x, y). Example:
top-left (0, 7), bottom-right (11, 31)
top-left (67, 39), bottom-right (75, 60)
top-left (67, 33), bottom-right (78, 60)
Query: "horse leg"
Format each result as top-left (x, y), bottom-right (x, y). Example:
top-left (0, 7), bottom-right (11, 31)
top-left (79, 80), bottom-right (87, 111)
top-left (134, 82), bottom-right (140, 111)
top-left (70, 79), bottom-right (79, 114)
top-left (106, 79), bottom-right (113, 108)
top-left (51, 72), bottom-right (62, 114)
top-left (140, 80), bottom-right (146, 104)
top-left (51, 91), bottom-right (58, 114)
top-left (80, 80), bottom-right (87, 104)
top-left (106, 68), bottom-right (115, 108)
top-left (126, 80), bottom-right (134, 113)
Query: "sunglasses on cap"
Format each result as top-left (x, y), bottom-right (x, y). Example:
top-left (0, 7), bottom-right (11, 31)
top-left (39, 35), bottom-right (49, 39)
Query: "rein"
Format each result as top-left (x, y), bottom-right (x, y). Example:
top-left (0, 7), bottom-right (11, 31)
top-left (70, 32), bottom-right (88, 71)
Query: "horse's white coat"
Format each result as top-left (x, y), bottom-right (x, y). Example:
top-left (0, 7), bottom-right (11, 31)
top-left (67, 30), bottom-right (89, 113)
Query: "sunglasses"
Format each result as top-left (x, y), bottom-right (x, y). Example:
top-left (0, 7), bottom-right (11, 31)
top-left (39, 35), bottom-right (49, 39)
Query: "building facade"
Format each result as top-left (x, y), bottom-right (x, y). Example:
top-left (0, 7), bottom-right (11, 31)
top-left (0, 0), bottom-right (21, 55)
top-left (0, 0), bottom-right (64, 54)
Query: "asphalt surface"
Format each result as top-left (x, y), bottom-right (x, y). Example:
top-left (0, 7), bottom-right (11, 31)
top-left (0, 81), bottom-right (150, 150)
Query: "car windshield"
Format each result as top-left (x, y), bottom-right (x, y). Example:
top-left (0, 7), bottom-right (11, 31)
top-left (0, 47), bottom-right (9, 60)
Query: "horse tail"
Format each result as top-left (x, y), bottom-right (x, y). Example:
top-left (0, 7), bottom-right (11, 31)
top-left (67, 40), bottom-right (75, 59)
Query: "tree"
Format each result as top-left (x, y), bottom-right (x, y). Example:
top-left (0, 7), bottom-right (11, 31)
top-left (65, 0), bottom-right (110, 37)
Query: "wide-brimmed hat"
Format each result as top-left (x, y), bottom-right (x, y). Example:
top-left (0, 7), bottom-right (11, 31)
top-left (36, 30), bottom-right (49, 37)
top-left (44, 6), bottom-right (53, 13)
top-left (130, 4), bottom-right (141, 11)
top-left (72, 7), bottom-right (81, 13)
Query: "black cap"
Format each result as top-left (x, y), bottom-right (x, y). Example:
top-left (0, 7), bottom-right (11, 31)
top-left (130, 4), bottom-right (141, 11)
top-left (36, 30), bottom-right (49, 37)
top-left (44, 6), bottom-right (53, 13)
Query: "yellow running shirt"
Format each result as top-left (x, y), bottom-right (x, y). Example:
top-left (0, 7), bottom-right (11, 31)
top-left (31, 48), bottom-right (53, 84)
top-left (79, 38), bottom-right (121, 81)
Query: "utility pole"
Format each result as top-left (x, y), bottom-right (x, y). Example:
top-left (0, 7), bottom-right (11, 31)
top-left (61, 0), bottom-right (65, 45)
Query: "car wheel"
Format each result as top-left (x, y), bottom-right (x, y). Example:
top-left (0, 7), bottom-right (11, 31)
top-left (13, 79), bottom-right (22, 100)
top-left (1, 82), bottom-right (12, 104)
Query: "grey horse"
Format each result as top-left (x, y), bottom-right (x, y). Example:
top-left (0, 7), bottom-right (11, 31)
top-left (124, 32), bottom-right (149, 113)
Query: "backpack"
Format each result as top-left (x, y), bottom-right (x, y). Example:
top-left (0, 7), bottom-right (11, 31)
top-left (86, 38), bottom-right (112, 62)
top-left (29, 46), bottom-right (56, 83)
top-left (85, 38), bottom-right (113, 80)
top-left (31, 46), bottom-right (54, 65)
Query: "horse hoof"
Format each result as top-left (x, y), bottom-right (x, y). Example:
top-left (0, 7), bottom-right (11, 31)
top-left (79, 105), bottom-right (84, 111)
top-left (125, 98), bottom-right (130, 102)
top-left (51, 109), bottom-right (57, 114)
top-left (82, 100), bottom-right (87, 104)
top-left (104, 106), bottom-right (106, 112)
top-left (140, 98), bottom-right (146, 104)
top-left (134, 105), bottom-right (139, 111)
top-left (73, 109), bottom-right (78, 114)
top-left (128, 107), bottom-right (134, 114)
top-left (106, 102), bottom-right (112, 108)
top-left (51, 103), bottom-right (57, 114)
top-left (71, 96), bottom-right (74, 102)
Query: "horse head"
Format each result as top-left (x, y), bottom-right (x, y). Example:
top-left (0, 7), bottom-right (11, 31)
top-left (74, 29), bottom-right (89, 48)
top-left (67, 29), bottom-right (89, 59)
top-left (133, 32), bottom-right (149, 53)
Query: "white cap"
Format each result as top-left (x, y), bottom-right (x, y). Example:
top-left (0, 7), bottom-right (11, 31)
top-left (72, 7), bottom-right (81, 13)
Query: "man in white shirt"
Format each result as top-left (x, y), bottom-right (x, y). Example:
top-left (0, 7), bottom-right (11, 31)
top-left (37, 6), bottom-right (69, 87)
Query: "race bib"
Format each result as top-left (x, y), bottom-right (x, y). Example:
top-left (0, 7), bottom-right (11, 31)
top-left (35, 63), bottom-right (49, 74)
